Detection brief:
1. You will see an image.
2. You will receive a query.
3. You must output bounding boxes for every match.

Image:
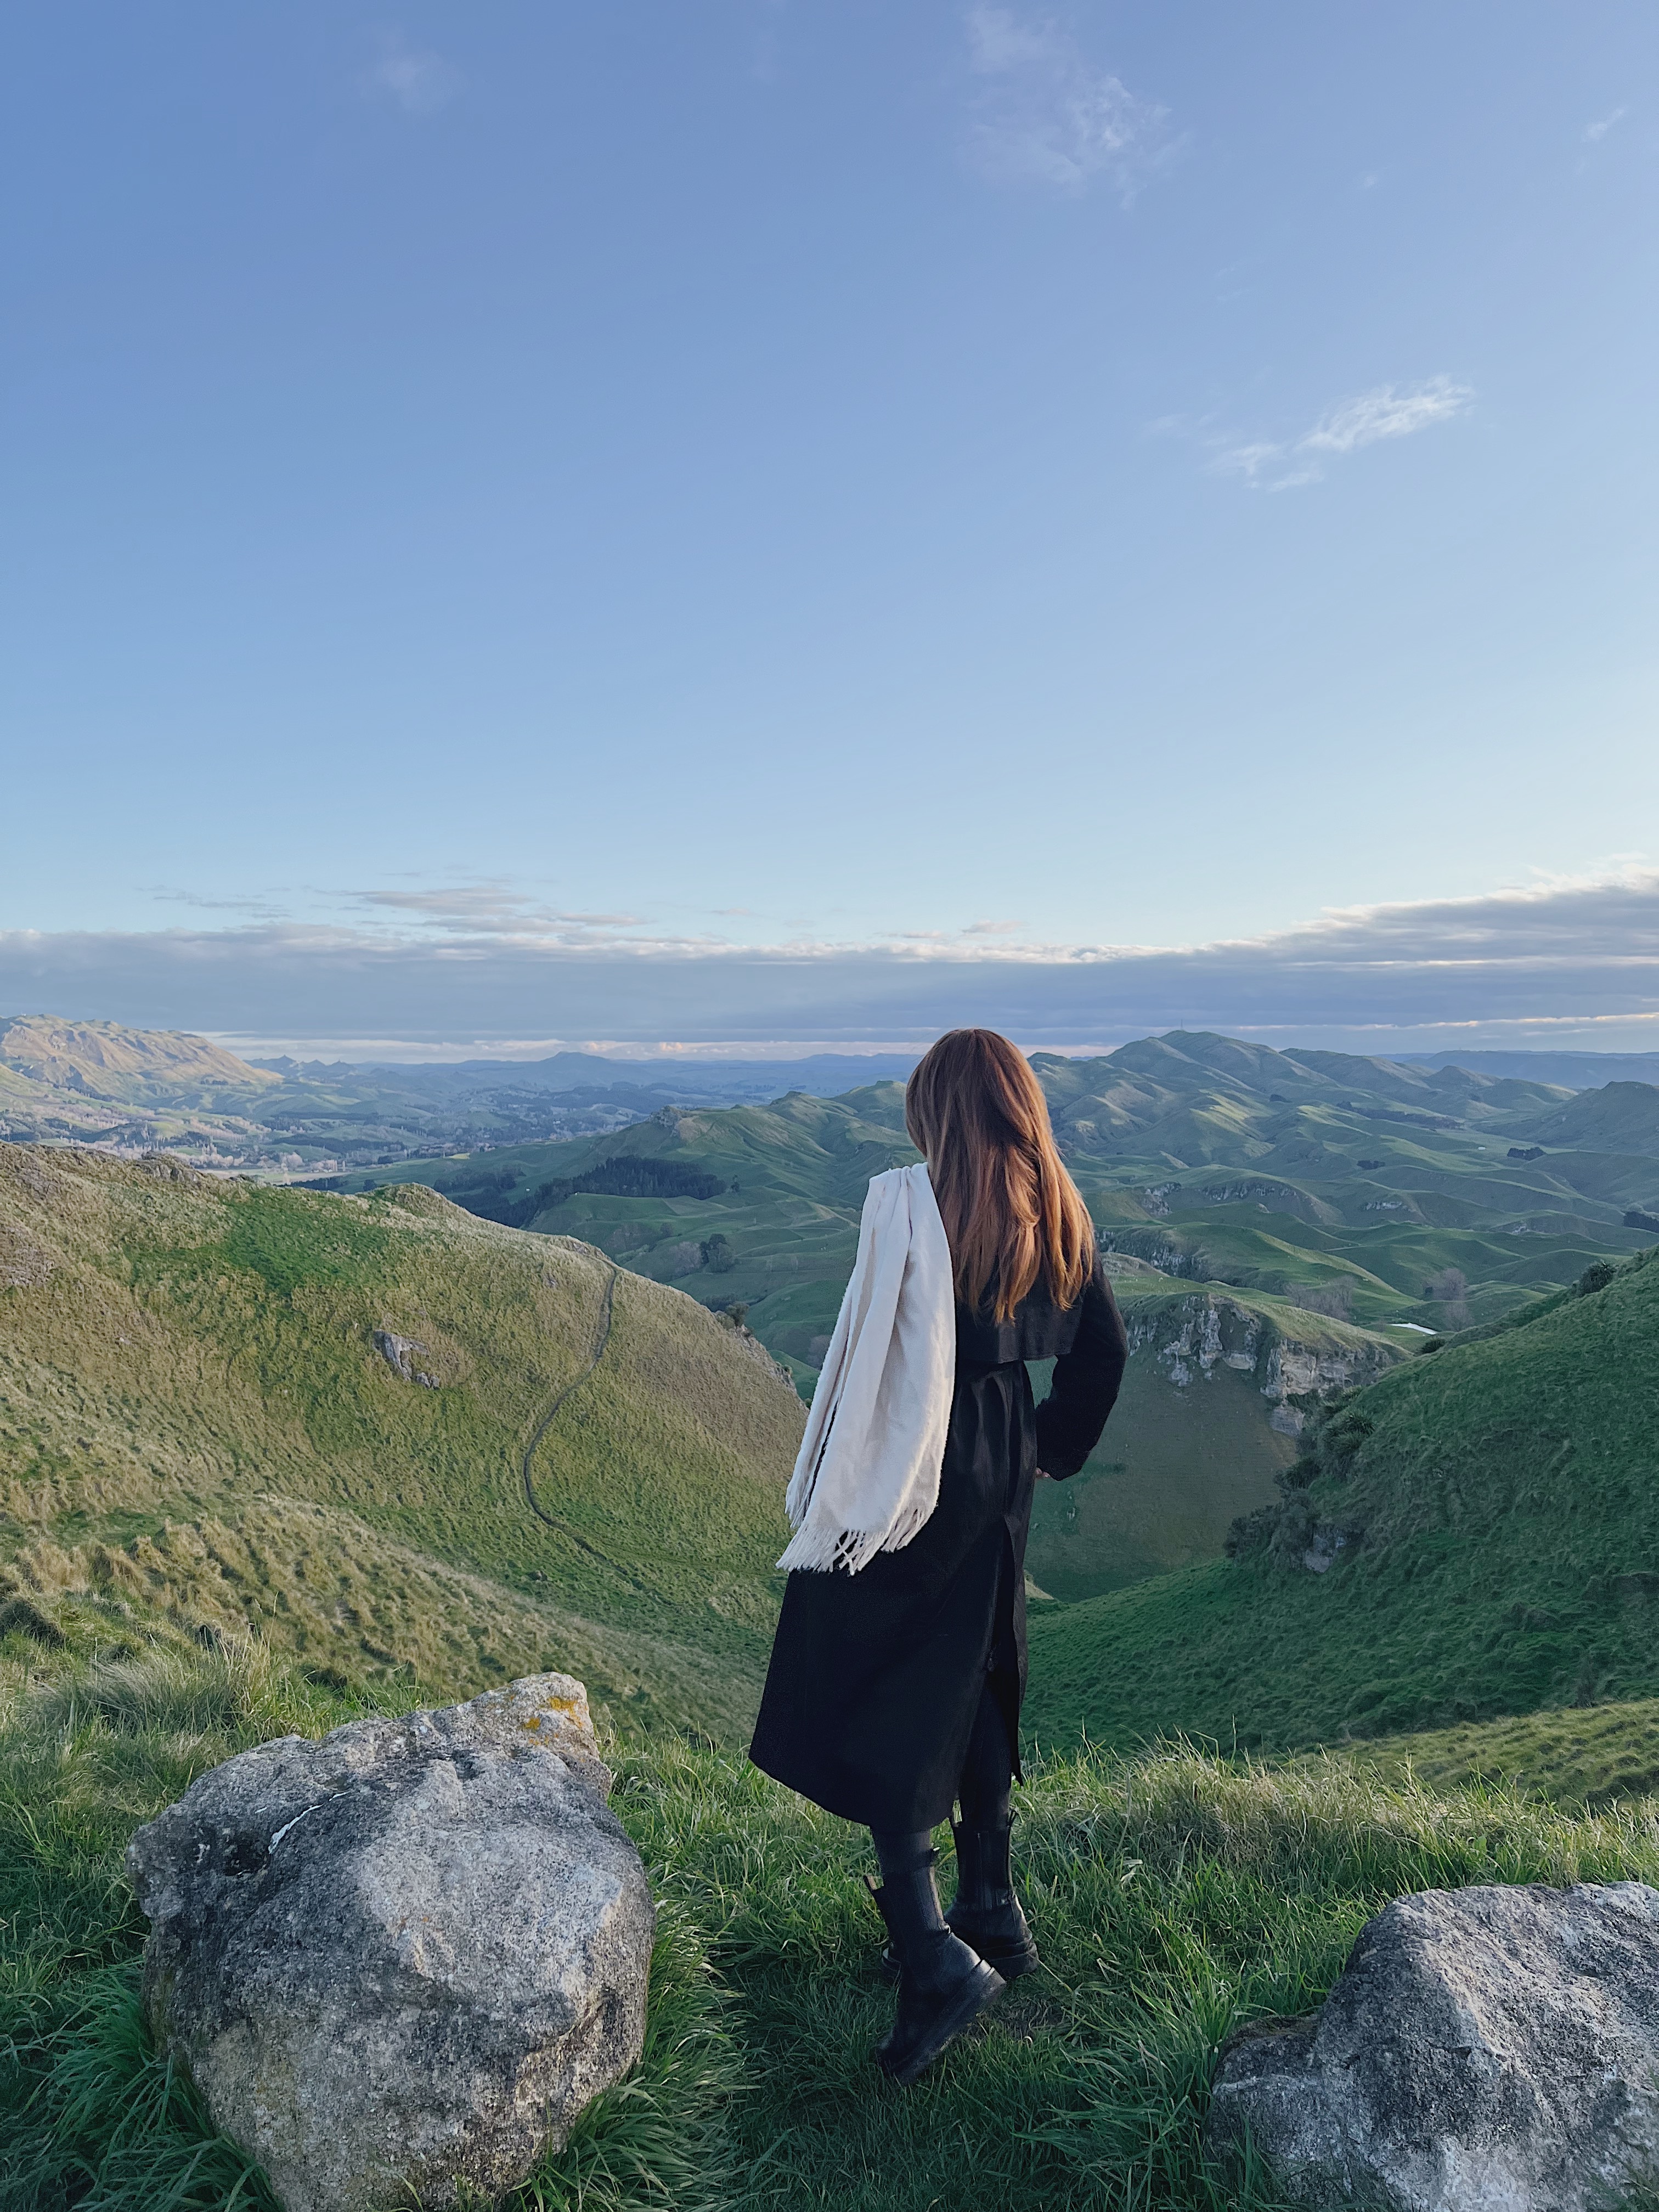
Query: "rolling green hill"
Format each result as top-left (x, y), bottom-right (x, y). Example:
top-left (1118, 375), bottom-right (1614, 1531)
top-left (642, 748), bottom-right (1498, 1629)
top-left (1525, 1079), bottom-right (1659, 1156)
top-left (346, 1032), bottom-right (1657, 1353)
top-left (331, 1031), bottom-right (1658, 1605)
top-left (335, 1086), bottom-right (1420, 1601)
top-left (1024, 1245), bottom-right (1659, 1755)
top-left (0, 1144), bottom-right (802, 1739)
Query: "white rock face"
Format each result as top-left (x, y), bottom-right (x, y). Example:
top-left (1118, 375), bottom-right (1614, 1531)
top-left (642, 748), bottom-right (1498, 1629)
top-left (1206, 1882), bottom-right (1659, 2211)
top-left (126, 1674), bottom-right (654, 2212)
top-left (1122, 1292), bottom-right (1396, 1416)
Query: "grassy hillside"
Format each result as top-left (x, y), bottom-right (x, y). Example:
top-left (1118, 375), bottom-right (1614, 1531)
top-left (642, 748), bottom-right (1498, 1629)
top-left (352, 1032), bottom-right (1657, 1360)
top-left (1526, 1080), bottom-right (1659, 1156)
top-left (285, 1030), bottom-right (1655, 1607)
top-left (1025, 1245), bottom-right (1659, 1754)
top-left (1350, 1697), bottom-right (1659, 1810)
top-left (349, 1096), bottom-right (1414, 1603)
top-left (8, 1635), bottom-right (1659, 2212)
top-left (0, 1146), bottom-right (802, 1739)
top-left (353, 1084), bottom-right (921, 1374)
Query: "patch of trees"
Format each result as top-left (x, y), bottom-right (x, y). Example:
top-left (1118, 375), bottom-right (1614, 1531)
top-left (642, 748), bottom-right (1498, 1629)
top-left (454, 1153), bottom-right (727, 1229)
top-left (445, 1167), bottom-right (519, 1203)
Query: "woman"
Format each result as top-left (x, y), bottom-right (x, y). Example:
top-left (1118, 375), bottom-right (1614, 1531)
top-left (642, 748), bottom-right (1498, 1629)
top-left (749, 1029), bottom-right (1128, 2084)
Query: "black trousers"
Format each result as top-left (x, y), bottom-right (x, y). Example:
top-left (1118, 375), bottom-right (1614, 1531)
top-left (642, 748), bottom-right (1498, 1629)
top-left (872, 1667), bottom-right (1015, 1873)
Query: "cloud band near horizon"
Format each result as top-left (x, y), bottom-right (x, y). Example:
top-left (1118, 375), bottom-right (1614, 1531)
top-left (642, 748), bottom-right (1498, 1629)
top-left (2, 873), bottom-right (1656, 1056)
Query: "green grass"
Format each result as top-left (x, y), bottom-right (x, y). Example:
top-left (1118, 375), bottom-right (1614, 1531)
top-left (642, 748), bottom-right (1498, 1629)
top-left (1350, 1696), bottom-right (1659, 1809)
top-left (347, 1085), bottom-right (920, 1367)
top-left (0, 1148), bottom-right (802, 1742)
top-left (352, 1101), bottom-right (1418, 1606)
top-left (1026, 1246), bottom-right (1659, 1754)
top-left (338, 1038), bottom-right (1657, 1607)
top-left (9, 1637), bottom-right (1659, 2211)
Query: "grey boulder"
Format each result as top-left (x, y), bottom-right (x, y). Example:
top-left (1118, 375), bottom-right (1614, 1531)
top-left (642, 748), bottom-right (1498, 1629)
top-left (1206, 1881), bottom-right (1659, 2211)
top-left (126, 1673), bottom-right (654, 2212)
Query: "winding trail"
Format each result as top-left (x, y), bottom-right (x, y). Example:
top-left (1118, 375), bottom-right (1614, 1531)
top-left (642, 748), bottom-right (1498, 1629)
top-left (522, 1261), bottom-right (619, 1533)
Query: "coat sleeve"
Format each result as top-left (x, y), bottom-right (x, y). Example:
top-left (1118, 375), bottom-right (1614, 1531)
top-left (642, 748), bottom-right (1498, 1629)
top-left (1034, 1260), bottom-right (1128, 1480)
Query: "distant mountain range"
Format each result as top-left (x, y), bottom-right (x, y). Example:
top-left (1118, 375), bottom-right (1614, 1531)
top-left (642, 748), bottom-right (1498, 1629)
top-left (0, 1016), bottom-right (918, 1171)
top-left (6, 1012), bottom-right (1659, 1179)
top-left (1401, 1048), bottom-right (1659, 1088)
top-left (318, 1028), bottom-right (1658, 1607)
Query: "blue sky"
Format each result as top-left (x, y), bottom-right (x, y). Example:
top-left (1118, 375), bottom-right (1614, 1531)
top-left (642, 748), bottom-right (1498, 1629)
top-left (2, 2), bottom-right (1656, 1054)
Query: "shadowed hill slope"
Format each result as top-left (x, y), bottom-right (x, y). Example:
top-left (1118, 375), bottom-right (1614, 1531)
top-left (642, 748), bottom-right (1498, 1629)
top-left (1523, 1080), bottom-right (1659, 1157)
top-left (1024, 1245), bottom-right (1659, 1754)
top-left (0, 1146), bottom-right (802, 1737)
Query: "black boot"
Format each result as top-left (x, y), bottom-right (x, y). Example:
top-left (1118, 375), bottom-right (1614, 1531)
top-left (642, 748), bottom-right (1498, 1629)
top-left (867, 1849), bottom-right (1003, 2085)
top-left (947, 1818), bottom-right (1040, 1980)
top-left (878, 1821), bottom-right (1040, 1982)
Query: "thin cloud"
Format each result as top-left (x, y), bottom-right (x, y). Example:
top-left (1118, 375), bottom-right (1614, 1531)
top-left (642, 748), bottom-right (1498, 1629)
top-left (962, 919), bottom-right (1025, 935)
top-left (369, 31), bottom-right (459, 117)
top-left (1585, 107), bottom-right (1628, 142)
top-left (5, 870), bottom-right (1656, 1051)
top-left (963, 7), bottom-right (1177, 200)
top-left (1214, 376), bottom-right (1474, 491)
top-left (146, 887), bottom-right (286, 918)
top-left (353, 887), bottom-right (644, 936)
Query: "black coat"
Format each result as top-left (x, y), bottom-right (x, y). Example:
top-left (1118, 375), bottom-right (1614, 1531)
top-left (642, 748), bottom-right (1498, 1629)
top-left (748, 1255), bottom-right (1127, 1831)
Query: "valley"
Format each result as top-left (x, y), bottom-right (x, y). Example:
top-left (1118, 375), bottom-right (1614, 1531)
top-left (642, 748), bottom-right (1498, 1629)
top-left (1023, 1242), bottom-right (1659, 1753)
top-left (325, 1029), bottom-right (1659, 1604)
top-left (0, 1014), bottom-right (917, 1175)
top-left (7, 1032), bottom-right (1659, 2211)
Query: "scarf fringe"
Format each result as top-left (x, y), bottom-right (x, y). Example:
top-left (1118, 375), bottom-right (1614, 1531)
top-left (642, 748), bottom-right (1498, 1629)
top-left (776, 1493), bottom-right (939, 1577)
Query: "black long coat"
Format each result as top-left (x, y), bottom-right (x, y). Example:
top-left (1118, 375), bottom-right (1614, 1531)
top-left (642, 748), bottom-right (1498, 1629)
top-left (748, 1255), bottom-right (1128, 1832)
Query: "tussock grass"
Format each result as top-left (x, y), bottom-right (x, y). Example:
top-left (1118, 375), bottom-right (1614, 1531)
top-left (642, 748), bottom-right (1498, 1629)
top-left (6, 1639), bottom-right (1659, 2210)
top-left (614, 1730), bottom-right (1659, 2209)
top-left (0, 1147), bottom-right (802, 1740)
top-left (1350, 1695), bottom-right (1659, 1809)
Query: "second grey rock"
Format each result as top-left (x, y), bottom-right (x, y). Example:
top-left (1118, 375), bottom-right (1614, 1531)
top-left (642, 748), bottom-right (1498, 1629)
top-left (1206, 1880), bottom-right (1659, 2211)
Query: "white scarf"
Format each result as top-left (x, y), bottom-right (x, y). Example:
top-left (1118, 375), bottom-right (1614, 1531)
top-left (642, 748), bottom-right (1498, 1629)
top-left (778, 1163), bottom-right (956, 1575)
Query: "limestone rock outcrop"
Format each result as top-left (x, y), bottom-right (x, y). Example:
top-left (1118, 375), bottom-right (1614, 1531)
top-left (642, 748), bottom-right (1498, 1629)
top-left (1206, 1881), bottom-right (1659, 2210)
top-left (126, 1674), bottom-right (654, 2212)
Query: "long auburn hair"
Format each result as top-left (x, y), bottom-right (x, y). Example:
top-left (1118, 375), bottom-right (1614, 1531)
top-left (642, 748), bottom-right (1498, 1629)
top-left (905, 1029), bottom-right (1093, 1324)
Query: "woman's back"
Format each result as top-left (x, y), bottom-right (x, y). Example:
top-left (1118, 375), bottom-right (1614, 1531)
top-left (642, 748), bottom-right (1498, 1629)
top-left (750, 1027), bottom-right (1130, 2085)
